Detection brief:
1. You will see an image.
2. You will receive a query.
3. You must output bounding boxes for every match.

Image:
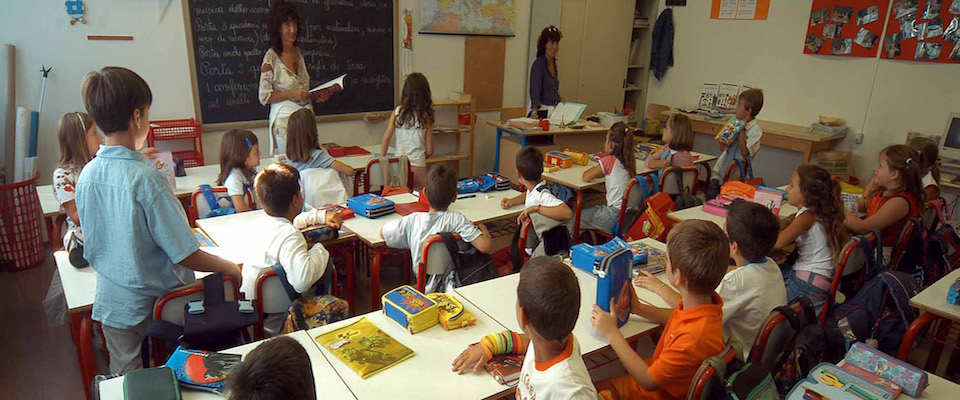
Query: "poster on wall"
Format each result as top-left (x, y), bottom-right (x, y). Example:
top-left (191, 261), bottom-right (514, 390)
top-left (881, 0), bottom-right (960, 63)
top-left (803, 0), bottom-right (889, 58)
top-left (420, 0), bottom-right (515, 36)
top-left (711, 0), bottom-right (771, 20)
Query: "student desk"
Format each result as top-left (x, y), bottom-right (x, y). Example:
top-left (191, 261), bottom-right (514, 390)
top-left (910, 268), bottom-right (960, 323)
top-left (341, 190), bottom-right (523, 310)
top-left (304, 292), bottom-right (514, 400)
top-left (667, 202), bottom-right (799, 229)
top-left (97, 330), bottom-right (356, 400)
top-left (488, 120), bottom-right (611, 173)
top-left (542, 153), bottom-right (717, 242)
top-left (455, 238), bottom-right (674, 357)
top-left (652, 106), bottom-right (847, 163)
top-left (834, 360), bottom-right (958, 399)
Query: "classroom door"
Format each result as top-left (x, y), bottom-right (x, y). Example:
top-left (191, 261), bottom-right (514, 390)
top-left (575, 0), bottom-right (634, 115)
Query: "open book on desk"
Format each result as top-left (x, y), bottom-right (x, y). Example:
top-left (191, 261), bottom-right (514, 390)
top-left (310, 74), bottom-right (346, 99)
top-left (548, 102), bottom-right (587, 126)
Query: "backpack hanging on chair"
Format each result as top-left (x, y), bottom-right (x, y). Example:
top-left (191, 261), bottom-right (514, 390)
top-left (768, 296), bottom-right (847, 395)
top-left (434, 232), bottom-right (499, 293)
top-left (624, 190), bottom-right (675, 242)
top-left (699, 341), bottom-right (779, 400)
top-left (827, 270), bottom-right (919, 355)
top-left (668, 166), bottom-right (702, 210)
top-left (378, 156), bottom-right (411, 196)
top-left (273, 264), bottom-right (350, 334)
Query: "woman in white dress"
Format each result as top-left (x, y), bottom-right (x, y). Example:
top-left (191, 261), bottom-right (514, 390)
top-left (258, 0), bottom-right (329, 155)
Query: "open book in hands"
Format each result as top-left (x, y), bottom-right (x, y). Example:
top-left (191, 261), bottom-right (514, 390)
top-left (310, 74), bottom-right (346, 100)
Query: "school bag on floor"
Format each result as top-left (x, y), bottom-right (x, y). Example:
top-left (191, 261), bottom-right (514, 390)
top-left (827, 270), bottom-right (918, 355)
top-left (272, 265), bottom-right (350, 334)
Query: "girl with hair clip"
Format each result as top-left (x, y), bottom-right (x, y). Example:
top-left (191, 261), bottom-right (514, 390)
top-left (381, 72), bottom-right (434, 189)
top-left (52, 112), bottom-right (100, 266)
top-left (906, 136), bottom-right (941, 202)
top-left (846, 145), bottom-right (922, 255)
top-left (645, 113), bottom-right (695, 170)
top-left (776, 164), bottom-right (849, 312)
top-left (217, 129), bottom-right (261, 212)
top-left (580, 122), bottom-right (636, 235)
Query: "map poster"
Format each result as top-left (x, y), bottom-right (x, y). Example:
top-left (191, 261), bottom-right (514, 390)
top-left (420, 0), bottom-right (516, 36)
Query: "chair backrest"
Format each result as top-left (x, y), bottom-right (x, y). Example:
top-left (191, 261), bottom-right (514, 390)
top-left (687, 344), bottom-right (738, 400)
top-left (253, 268), bottom-right (300, 340)
top-left (889, 218), bottom-right (920, 268)
top-left (151, 275), bottom-right (240, 365)
top-left (418, 234), bottom-right (465, 292)
top-left (659, 166), bottom-right (699, 196)
top-left (616, 178), bottom-right (647, 236)
top-left (920, 202), bottom-right (940, 234)
top-left (189, 186), bottom-right (253, 224)
top-left (749, 299), bottom-right (807, 371)
top-left (364, 157), bottom-right (412, 194)
top-left (300, 167), bottom-right (349, 207)
top-left (723, 159), bottom-right (744, 183)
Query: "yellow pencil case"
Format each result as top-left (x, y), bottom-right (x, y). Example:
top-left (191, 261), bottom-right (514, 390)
top-left (382, 285), bottom-right (439, 334)
top-left (562, 149), bottom-right (590, 166)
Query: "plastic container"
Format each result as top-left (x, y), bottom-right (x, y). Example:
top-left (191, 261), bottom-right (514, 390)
top-left (0, 174), bottom-right (45, 271)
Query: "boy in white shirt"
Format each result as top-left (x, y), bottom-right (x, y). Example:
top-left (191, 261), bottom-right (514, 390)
top-left (380, 163), bottom-right (492, 289)
top-left (452, 256), bottom-right (598, 400)
top-left (711, 89), bottom-right (764, 193)
top-left (501, 147), bottom-right (574, 258)
top-left (240, 163), bottom-right (342, 304)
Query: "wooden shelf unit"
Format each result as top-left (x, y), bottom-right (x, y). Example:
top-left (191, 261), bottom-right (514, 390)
top-left (431, 98), bottom-right (476, 177)
top-left (625, 1), bottom-right (658, 128)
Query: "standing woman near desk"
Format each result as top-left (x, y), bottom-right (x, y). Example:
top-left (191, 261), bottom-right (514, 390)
top-left (529, 26), bottom-right (563, 118)
top-left (258, 0), bottom-right (330, 155)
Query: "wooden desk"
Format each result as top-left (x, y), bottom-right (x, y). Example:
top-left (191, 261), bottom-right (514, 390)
top-left (910, 269), bottom-right (960, 323)
top-left (305, 292), bottom-right (513, 400)
top-left (653, 105), bottom-right (847, 163)
top-left (456, 238), bottom-right (673, 357)
top-left (488, 120), bottom-right (611, 173)
top-left (98, 330), bottom-right (356, 400)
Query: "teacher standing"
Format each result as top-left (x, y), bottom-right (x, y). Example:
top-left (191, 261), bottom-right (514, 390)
top-left (529, 26), bottom-right (563, 118)
top-left (258, 0), bottom-right (329, 155)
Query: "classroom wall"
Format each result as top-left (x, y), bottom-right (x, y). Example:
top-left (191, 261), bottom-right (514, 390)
top-left (2, 0), bottom-right (535, 185)
top-left (646, 0), bottom-right (960, 187)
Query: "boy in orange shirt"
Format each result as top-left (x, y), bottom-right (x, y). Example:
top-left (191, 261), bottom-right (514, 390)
top-left (591, 220), bottom-right (729, 399)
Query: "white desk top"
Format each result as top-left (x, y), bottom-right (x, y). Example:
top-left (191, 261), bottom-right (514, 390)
top-left (542, 152), bottom-right (717, 191)
top-left (456, 238), bottom-right (672, 356)
top-left (97, 330), bottom-right (355, 400)
top-left (667, 202), bottom-right (798, 228)
top-left (305, 292), bottom-right (512, 400)
top-left (910, 268), bottom-right (960, 322)
top-left (196, 210), bottom-right (355, 259)
top-left (341, 190), bottom-right (523, 247)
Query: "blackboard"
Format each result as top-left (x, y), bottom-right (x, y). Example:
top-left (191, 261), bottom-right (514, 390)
top-left (182, 0), bottom-right (396, 126)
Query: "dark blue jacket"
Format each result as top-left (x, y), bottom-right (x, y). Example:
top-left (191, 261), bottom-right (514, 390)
top-left (650, 8), bottom-right (674, 80)
top-left (529, 55), bottom-right (560, 109)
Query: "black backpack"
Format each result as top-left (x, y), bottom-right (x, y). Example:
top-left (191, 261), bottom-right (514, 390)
top-left (436, 232), bottom-right (498, 292)
top-left (770, 297), bottom-right (845, 395)
top-left (827, 270), bottom-right (919, 354)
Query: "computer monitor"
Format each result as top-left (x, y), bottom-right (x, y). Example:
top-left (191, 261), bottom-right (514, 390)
top-left (938, 112), bottom-right (960, 161)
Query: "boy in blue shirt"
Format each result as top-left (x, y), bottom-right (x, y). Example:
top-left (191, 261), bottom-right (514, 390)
top-left (77, 67), bottom-right (241, 374)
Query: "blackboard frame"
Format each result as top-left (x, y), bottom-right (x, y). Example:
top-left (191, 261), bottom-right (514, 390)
top-left (180, 0), bottom-right (399, 131)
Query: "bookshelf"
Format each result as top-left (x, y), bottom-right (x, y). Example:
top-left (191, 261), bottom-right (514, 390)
top-left (429, 98), bottom-right (476, 177)
top-left (624, 0), bottom-right (658, 128)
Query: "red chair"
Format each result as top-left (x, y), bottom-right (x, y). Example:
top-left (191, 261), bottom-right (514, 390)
top-left (749, 299), bottom-right (814, 371)
top-left (920, 201), bottom-right (941, 235)
top-left (687, 344), bottom-right (739, 400)
top-left (516, 219), bottom-right (533, 267)
top-left (658, 166), bottom-right (700, 198)
top-left (889, 218), bottom-right (920, 270)
top-left (363, 157), bottom-right (413, 194)
top-left (416, 234), bottom-right (464, 294)
top-left (821, 232), bottom-right (878, 325)
top-left (51, 214), bottom-right (68, 251)
top-left (723, 159), bottom-right (745, 183)
top-left (586, 176), bottom-right (649, 243)
top-left (897, 312), bottom-right (957, 372)
top-left (188, 186), bottom-right (255, 227)
top-left (150, 275), bottom-right (243, 366)
top-left (253, 263), bottom-right (342, 340)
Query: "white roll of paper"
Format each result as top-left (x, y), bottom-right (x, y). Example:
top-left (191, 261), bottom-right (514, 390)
top-left (15, 107), bottom-right (31, 182)
top-left (1, 44), bottom-right (14, 181)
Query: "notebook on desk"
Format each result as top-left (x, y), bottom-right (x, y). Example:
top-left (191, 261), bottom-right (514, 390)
top-left (548, 102), bottom-right (587, 126)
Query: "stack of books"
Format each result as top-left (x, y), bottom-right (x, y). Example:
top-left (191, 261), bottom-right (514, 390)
top-left (347, 193), bottom-right (396, 218)
top-left (484, 354), bottom-right (524, 386)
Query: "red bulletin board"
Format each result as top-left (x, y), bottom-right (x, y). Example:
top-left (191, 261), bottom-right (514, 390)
top-left (804, 0), bottom-right (890, 58)
top-left (881, 0), bottom-right (960, 63)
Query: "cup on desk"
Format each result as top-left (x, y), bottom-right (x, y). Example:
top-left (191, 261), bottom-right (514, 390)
top-left (539, 119), bottom-right (550, 131)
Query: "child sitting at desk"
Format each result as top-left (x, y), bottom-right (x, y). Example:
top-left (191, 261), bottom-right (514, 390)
top-left (592, 220), bottom-right (727, 399)
top-left (217, 129), bottom-right (261, 213)
top-left (501, 146), bottom-right (574, 259)
top-left (710, 89), bottom-right (764, 196)
top-left (645, 113), bottom-right (695, 170)
top-left (907, 136), bottom-right (941, 202)
top-left (240, 163), bottom-right (342, 334)
top-left (227, 336), bottom-right (316, 400)
top-left (452, 256), bottom-right (598, 400)
top-left (380, 163), bottom-right (492, 292)
top-left (285, 108), bottom-right (354, 177)
top-left (580, 122), bottom-right (636, 235)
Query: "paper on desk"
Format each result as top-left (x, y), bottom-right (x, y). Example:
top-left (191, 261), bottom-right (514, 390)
top-left (310, 74), bottom-right (346, 94)
top-left (548, 102), bottom-right (587, 126)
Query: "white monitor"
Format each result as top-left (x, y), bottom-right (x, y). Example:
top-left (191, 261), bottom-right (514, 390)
top-left (939, 112), bottom-right (960, 161)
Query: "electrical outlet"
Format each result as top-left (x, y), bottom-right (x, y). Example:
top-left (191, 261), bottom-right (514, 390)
top-left (853, 133), bottom-right (864, 144)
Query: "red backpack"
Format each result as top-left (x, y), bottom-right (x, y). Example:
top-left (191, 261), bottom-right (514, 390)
top-left (625, 192), bottom-right (676, 242)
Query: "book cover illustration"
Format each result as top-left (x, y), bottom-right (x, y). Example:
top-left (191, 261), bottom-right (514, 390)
top-left (699, 83), bottom-right (719, 109)
top-left (315, 317), bottom-right (414, 379)
top-left (484, 354), bottom-right (524, 386)
top-left (382, 285), bottom-right (439, 333)
top-left (426, 292), bottom-right (477, 330)
top-left (752, 189), bottom-right (784, 216)
top-left (716, 83), bottom-right (741, 110)
top-left (164, 346), bottom-right (241, 393)
top-left (596, 248), bottom-right (632, 328)
top-left (715, 117), bottom-right (745, 142)
top-left (193, 228), bottom-right (216, 248)
top-left (631, 243), bottom-right (667, 277)
top-left (153, 151), bottom-right (177, 190)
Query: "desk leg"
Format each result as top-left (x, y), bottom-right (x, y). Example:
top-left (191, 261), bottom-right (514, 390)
top-left (44, 216), bottom-right (56, 251)
top-left (573, 189), bottom-right (584, 244)
top-left (802, 143), bottom-right (813, 164)
top-left (494, 128), bottom-right (503, 173)
top-left (371, 248), bottom-right (384, 311)
top-left (521, 136), bottom-right (527, 147)
top-left (74, 311), bottom-right (97, 400)
top-left (352, 171), bottom-right (360, 196)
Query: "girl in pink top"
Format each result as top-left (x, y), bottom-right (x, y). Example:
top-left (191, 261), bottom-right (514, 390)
top-left (646, 114), bottom-right (694, 170)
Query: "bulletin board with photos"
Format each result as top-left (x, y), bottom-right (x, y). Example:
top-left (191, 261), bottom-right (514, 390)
top-left (804, 0), bottom-right (889, 57)
top-left (881, 0), bottom-right (960, 62)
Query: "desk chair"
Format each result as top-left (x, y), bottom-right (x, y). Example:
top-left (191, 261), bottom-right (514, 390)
top-left (253, 265), bottom-right (342, 340)
top-left (687, 344), bottom-right (739, 400)
top-left (889, 218), bottom-right (920, 271)
top-left (516, 219), bottom-right (533, 267)
top-left (921, 201), bottom-right (942, 234)
top-left (823, 232), bottom-right (877, 325)
top-left (188, 186), bottom-right (254, 227)
top-left (586, 177), bottom-right (648, 243)
top-left (363, 156), bottom-right (412, 194)
top-left (749, 298), bottom-right (816, 371)
top-left (417, 234), bottom-right (466, 294)
top-left (898, 312), bottom-right (958, 372)
top-left (150, 275), bottom-right (242, 366)
top-left (658, 166), bottom-right (699, 198)
top-left (301, 167), bottom-right (349, 206)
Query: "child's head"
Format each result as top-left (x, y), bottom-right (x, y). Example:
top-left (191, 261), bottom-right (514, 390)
top-left (787, 164), bottom-right (848, 257)
top-left (735, 89), bottom-right (764, 121)
top-left (516, 256), bottom-right (579, 341)
top-left (605, 122), bottom-right (636, 176)
top-left (397, 72), bottom-right (434, 129)
top-left (875, 145), bottom-right (923, 200)
top-left (664, 114), bottom-right (694, 152)
top-left (906, 136), bottom-right (940, 182)
top-left (255, 163), bottom-right (303, 219)
top-left (81, 67), bottom-right (153, 145)
top-left (425, 163), bottom-right (457, 211)
top-left (665, 220), bottom-right (729, 295)
top-left (725, 200), bottom-right (780, 263)
top-left (227, 336), bottom-right (315, 400)
top-left (217, 130), bottom-right (261, 186)
top-left (515, 146), bottom-right (545, 184)
top-left (57, 112), bottom-right (100, 168)
top-left (285, 108), bottom-right (318, 163)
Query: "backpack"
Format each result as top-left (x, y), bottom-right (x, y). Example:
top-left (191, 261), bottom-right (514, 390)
top-left (618, 177), bottom-right (660, 236)
top-left (698, 341), bottom-right (778, 400)
top-left (624, 191), bottom-right (675, 242)
top-left (733, 157), bottom-right (764, 187)
top-left (434, 232), bottom-right (499, 293)
top-left (827, 271), bottom-right (919, 355)
top-left (912, 203), bottom-right (960, 287)
top-left (199, 184), bottom-right (235, 218)
top-left (272, 265), bottom-right (350, 334)
top-left (767, 296), bottom-right (835, 395)
top-left (668, 166), bottom-right (702, 210)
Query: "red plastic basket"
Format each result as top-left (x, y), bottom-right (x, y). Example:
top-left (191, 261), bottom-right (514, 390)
top-left (0, 174), bottom-right (45, 271)
top-left (148, 119), bottom-right (201, 141)
top-left (173, 150), bottom-right (203, 169)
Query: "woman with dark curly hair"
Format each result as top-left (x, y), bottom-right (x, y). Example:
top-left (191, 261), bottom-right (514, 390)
top-left (529, 26), bottom-right (563, 118)
top-left (258, 0), bottom-right (330, 155)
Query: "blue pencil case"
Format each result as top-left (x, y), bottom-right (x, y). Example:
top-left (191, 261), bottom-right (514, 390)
top-left (571, 238), bottom-right (646, 273)
top-left (347, 193), bottom-right (395, 218)
top-left (457, 178), bottom-right (480, 194)
top-left (595, 248), bottom-right (632, 328)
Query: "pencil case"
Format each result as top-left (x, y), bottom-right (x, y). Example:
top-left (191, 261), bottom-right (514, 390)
top-left (843, 341), bottom-right (928, 397)
top-left (457, 178), bottom-right (481, 194)
top-left (562, 149), bottom-right (590, 166)
top-left (595, 249), bottom-right (632, 328)
top-left (545, 151), bottom-right (573, 168)
top-left (382, 286), bottom-right (438, 334)
top-left (347, 193), bottom-right (395, 218)
top-left (571, 238), bottom-right (646, 273)
top-left (715, 117), bottom-right (745, 141)
top-left (702, 194), bottom-right (751, 217)
top-left (543, 164), bottom-right (560, 173)
top-left (785, 362), bottom-right (893, 400)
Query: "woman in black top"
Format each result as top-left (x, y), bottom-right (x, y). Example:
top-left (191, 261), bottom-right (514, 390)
top-left (529, 26), bottom-right (563, 118)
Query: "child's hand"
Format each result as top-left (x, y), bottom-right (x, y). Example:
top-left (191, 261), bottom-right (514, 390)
top-left (222, 263), bottom-right (243, 286)
top-left (517, 206), bottom-right (537, 225)
top-left (325, 210), bottom-right (343, 229)
top-left (591, 300), bottom-right (620, 340)
top-left (451, 343), bottom-right (490, 374)
top-left (633, 271), bottom-right (667, 295)
top-left (500, 197), bottom-right (511, 209)
top-left (717, 137), bottom-right (731, 146)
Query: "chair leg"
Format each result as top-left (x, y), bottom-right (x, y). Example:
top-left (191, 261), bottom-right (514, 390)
top-left (371, 248), bottom-right (384, 311)
top-left (79, 313), bottom-right (97, 400)
top-left (573, 190), bottom-right (584, 244)
top-left (898, 312), bottom-right (940, 365)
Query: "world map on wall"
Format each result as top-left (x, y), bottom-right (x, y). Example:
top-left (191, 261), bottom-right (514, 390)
top-left (420, 0), bottom-right (515, 36)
